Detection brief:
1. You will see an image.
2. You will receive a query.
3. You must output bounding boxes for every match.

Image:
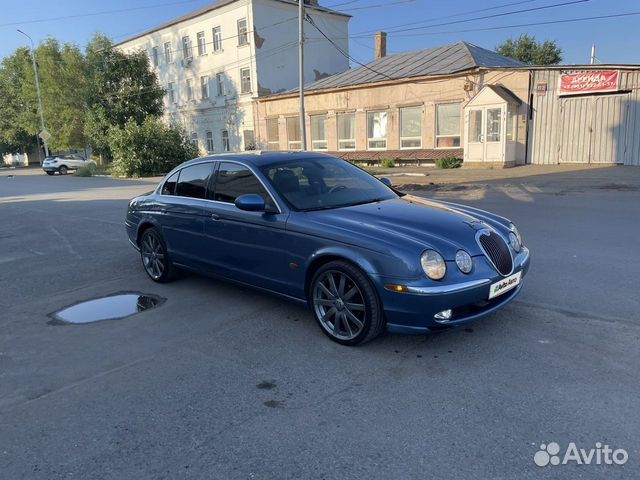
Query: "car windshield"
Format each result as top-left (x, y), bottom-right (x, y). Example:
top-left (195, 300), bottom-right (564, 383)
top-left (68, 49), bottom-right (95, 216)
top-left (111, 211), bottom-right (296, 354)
top-left (261, 156), bottom-right (397, 211)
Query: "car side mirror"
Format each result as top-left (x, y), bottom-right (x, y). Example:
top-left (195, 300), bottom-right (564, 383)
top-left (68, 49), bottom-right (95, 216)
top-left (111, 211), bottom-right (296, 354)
top-left (235, 194), bottom-right (266, 212)
top-left (381, 177), bottom-right (393, 187)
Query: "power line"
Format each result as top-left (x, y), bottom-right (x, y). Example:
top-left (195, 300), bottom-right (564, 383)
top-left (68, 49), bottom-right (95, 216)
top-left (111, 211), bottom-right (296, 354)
top-left (340, 0), bottom-right (416, 12)
top-left (0, 0), bottom-right (206, 28)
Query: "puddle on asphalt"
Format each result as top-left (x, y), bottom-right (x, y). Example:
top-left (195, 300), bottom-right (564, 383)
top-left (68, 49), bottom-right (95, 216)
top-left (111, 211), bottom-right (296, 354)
top-left (48, 292), bottom-right (165, 325)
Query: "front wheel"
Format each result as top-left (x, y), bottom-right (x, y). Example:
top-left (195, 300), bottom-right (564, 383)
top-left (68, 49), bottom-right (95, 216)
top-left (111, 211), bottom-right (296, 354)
top-left (139, 227), bottom-right (177, 283)
top-left (310, 261), bottom-right (385, 346)
top-left (58, 165), bottom-right (68, 175)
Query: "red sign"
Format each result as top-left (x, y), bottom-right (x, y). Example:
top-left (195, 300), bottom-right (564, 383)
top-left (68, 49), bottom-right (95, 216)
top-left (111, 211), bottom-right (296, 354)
top-left (559, 70), bottom-right (620, 96)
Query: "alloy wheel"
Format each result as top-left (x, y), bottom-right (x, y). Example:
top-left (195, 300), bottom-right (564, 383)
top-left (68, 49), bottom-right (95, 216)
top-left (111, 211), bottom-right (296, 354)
top-left (312, 270), bottom-right (366, 341)
top-left (140, 231), bottom-right (165, 280)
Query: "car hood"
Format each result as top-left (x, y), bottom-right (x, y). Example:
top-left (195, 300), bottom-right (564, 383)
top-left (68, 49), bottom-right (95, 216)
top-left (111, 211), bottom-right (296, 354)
top-left (296, 195), bottom-right (507, 259)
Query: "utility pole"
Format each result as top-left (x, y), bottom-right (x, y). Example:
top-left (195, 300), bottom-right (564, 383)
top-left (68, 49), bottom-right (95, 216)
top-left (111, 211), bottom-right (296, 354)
top-left (298, 0), bottom-right (307, 151)
top-left (590, 44), bottom-right (596, 65)
top-left (17, 29), bottom-right (49, 161)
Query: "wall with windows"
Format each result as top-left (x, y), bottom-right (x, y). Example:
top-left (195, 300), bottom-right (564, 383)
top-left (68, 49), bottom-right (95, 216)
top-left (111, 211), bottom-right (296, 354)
top-left (116, 0), bottom-right (350, 155)
top-left (255, 69), bottom-right (529, 165)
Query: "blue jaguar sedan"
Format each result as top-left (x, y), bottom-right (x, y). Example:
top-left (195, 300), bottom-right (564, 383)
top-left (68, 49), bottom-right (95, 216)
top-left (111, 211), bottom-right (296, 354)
top-left (126, 152), bottom-right (530, 345)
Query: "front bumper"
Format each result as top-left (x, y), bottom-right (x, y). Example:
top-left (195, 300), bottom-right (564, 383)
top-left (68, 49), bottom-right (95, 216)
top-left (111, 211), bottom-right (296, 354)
top-left (376, 247), bottom-right (531, 334)
top-left (42, 166), bottom-right (58, 172)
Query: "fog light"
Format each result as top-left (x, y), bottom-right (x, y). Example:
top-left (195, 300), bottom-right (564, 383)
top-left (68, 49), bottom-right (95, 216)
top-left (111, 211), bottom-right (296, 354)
top-left (434, 309), bottom-right (452, 321)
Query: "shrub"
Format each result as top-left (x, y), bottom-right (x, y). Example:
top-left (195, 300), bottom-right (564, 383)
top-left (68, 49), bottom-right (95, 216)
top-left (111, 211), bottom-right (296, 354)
top-left (380, 158), bottom-right (396, 168)
top-left (74, 163), bottom-right (110, 177)
top-left (435, 157), bottom-right (462, 169)
top-left (109, 118), bottom-right (199, 177)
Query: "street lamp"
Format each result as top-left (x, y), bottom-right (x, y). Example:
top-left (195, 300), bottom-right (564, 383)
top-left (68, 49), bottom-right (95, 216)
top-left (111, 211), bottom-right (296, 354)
top-left (17, 29), bottom-right (49, 162)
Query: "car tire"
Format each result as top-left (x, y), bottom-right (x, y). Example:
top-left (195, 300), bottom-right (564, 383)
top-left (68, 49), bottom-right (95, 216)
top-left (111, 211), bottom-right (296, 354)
top-left (46, 171), bottom-right (54, 175)
top-left (309, 260), bottom-right (385, 346)
top-left (139, 227), bottom-right (178, 283)
top-left (58, 165), bottom-right (68, 175)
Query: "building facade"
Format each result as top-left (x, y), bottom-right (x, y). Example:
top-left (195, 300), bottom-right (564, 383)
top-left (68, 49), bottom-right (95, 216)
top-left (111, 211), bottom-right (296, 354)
top-left (116, 0), bottom-right (350, 154)
top-left (254, 42), bottom-right (531, 167)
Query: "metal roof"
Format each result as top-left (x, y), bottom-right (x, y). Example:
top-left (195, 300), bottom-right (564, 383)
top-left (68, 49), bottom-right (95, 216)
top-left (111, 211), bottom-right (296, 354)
top-left (287, 41), bottom-right (524, 94)
top-left (115, 0), bottom-right (350, 47)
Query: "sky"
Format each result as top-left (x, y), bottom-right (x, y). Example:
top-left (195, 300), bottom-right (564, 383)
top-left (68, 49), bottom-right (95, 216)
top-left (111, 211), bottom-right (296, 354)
top-left (1, 0), bottom-right (639, 65)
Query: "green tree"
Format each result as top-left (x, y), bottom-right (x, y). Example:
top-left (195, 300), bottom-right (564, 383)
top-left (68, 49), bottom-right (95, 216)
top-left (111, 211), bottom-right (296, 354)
top-left (496, 34), bottom-right (562, 65)
top-left (0, 40), bottom-right (87, 156)
top-left (109, 117), bottom-right (198, 177)
top-left (85, 34), bottom-right (165, 159)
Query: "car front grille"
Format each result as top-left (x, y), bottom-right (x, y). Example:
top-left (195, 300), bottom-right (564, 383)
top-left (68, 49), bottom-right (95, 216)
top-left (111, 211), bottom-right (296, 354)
top-left (477, 230), bottom-right (513, 276)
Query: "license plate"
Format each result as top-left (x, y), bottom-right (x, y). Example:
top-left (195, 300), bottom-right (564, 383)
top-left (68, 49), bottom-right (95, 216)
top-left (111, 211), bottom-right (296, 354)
top-left (489, 271), bottom-right (521, 299)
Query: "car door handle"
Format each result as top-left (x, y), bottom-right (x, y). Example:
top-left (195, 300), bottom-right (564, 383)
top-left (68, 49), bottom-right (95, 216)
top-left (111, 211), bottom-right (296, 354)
top-left (210, 213), bottom-right (220, 220)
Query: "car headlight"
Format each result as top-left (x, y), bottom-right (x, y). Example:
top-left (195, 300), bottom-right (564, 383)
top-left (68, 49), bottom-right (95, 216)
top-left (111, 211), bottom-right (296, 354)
top-left (455, 250), bottom-right (473, 274)
top-left (508, 223), bottom-right (522, 252)
top-left (421, 249), bottom-right (446, 280)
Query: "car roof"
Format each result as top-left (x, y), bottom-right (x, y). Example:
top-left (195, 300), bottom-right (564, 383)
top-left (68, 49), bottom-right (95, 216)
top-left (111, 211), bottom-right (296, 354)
top-left (182, 151), bottom-right (336, 169)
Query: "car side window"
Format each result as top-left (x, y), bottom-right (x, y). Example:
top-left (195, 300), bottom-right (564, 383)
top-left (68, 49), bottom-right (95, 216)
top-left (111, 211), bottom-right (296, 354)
top-left (161, 171), bottom-right (179, 195)
top-left (176, 163), bottom-right (214, 199)
top-left (212, 162), bottom-right (275, 209)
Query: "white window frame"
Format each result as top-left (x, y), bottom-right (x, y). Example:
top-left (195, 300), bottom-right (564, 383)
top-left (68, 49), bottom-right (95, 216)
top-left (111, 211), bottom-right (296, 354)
top-left (266, 118), bottom-right (279, 151)
top-left (164, 42), bottom-right (172, 63)
top-left (367, 110), bottom-right (388, 150)
top-left (167, 82), bottom-right (175, 104)
top-left (186, 78), bottom-right (194, 101)
top-left (151, 47), bottom-right (158, 67)
top-left (196, 31), bottom-right (206, 56)
top-left (206, 131), bottom-right (214, 152)
top-left (212, 26), bottom-right (222, 52)
top-left (337, 112), bottom-right (356, 151)
top-left (182, 36), bottom-right (192, 60)
top-left (435, 102), bottom-right (462, 148)
top-left (222, 130), bottom-right (230, 151)
top-left (190, 132), bottom-right (198, 148)
top-left (399, 106), bottom-right (423, 149)
top-left (310, 114), bottom-right (328, 151)
top-left (286, 117), bottom-right (302, 150)
top-left (240, 67), bottom-right (251, 94)
top-left (237, 18), bottom-right (249, 46)
top-left (200, 75), bottom-right (209, 99)
top-left (216, 72), bottom-right (225, 96)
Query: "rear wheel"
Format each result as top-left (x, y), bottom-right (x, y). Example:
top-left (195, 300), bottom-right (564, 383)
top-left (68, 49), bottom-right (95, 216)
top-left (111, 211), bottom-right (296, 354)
top-left (310, 261), bottom-right (385, 346)
top-left (139, 227), bottom-right (177, 283)
top-left (58, 165), bottom-right (68, 175)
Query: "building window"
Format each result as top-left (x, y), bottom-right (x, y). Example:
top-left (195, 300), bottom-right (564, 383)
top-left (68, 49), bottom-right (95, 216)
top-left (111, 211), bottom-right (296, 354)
top-left (212, 26), bottom-right (222, 52)
top-left (186, 78), bottom-right (194, 101)
top-left (266, 118), bottom-right (279, 151)
top-left (182, 36), bottom-right (192, 60)
top-left (216, 72), bottom-right (225, 96)
top-left (237, 18), bottom-right (248, 46)
top-left (151, 47), bottom-right (158, 67)
top-left (167, 82), bottom-right (175, 103)
top-left (206, 131), bottom-right (214, 152)
top-left (190, 132), bottom-right (198, 148)
top-left (486, 108), bottom-right (502, 142)
top-left (435, 103), bottom-right (461, 147)
top-left (507, 107), bottom-right (517, 142)
top-left (243, 130), bottom-right (255, 150)
top-left (164, 42), bottom-right (172, 63)
top-left (400, 106), bottom-right (422, 149)
top-left (222, 130), bottom-right (230, 151)
top-left (337, 112), bottom-right (355, 150)
top-left (468, 110), bottom-right (483, 143)
top-left (240, 67), bottom-right (251, 94)
top-left (196, 31), bottom-right (206, 55)
top-left (367, 111), bottom-right (387, 150)
top-left (200, 75), bottom-right (209, 99)
top-left (286, 117), bottom-right (301, 150)
top-left (310, 115), bottom-right (327, 150)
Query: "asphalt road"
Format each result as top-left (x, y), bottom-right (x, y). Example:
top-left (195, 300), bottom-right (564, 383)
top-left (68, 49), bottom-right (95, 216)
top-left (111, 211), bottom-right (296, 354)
top-left (1, 167), bottom-right (639, 479)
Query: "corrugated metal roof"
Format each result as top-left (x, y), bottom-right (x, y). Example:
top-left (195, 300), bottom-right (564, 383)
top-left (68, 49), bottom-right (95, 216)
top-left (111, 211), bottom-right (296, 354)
top-left (290, 41), bottom-right (524, 94)
top-left (115, 0), bottom-right (349, 47)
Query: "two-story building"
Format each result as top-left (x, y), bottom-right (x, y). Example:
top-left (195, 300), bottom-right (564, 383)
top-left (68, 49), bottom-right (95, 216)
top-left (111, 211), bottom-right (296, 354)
top-left (116, 0), bottom-right (350, 153)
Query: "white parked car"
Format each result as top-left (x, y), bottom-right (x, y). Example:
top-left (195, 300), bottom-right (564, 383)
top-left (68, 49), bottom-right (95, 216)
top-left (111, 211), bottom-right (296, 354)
top-left (43, 154), bottom-right (95, 175)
